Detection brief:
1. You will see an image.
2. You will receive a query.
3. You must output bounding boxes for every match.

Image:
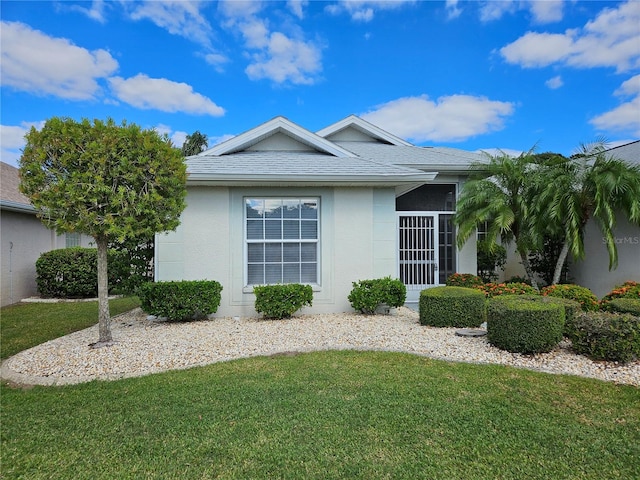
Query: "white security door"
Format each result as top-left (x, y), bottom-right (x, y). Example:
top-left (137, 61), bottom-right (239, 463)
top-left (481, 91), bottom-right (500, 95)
top-left (398, 213), bottom-right (439, 302)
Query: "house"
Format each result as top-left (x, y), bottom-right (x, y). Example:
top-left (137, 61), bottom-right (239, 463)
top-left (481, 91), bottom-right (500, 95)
top-left (0, 162), bottom-right (92, 306)
top-left (155, 115), bottom-right (484, 316)
top-left (569, 140), bottom-right (640, 297)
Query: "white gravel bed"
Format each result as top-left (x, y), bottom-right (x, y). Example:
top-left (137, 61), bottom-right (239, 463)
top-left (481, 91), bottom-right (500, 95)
top-left (2, 307), bottom-right (639, 387)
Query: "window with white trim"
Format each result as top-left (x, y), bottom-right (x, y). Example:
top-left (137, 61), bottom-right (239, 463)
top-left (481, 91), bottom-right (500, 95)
top-left (245, 198), bottom-right (319, 285)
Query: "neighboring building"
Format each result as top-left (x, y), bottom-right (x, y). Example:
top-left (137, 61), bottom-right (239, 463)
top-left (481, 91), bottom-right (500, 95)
top-left (0, 162), bottom-right (92, 306)
top-left (155, 115), bottom-right (483, 315)
top-left (569, 140), bottom-right (640, 297)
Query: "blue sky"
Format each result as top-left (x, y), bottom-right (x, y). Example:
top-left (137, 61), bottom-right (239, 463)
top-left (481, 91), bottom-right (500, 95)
top-left (1, 0), bottom-right (639, 167)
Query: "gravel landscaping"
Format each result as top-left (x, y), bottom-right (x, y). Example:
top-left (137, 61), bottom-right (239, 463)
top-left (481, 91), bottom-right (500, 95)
top-left (2, 307), bottom-right (638, 386)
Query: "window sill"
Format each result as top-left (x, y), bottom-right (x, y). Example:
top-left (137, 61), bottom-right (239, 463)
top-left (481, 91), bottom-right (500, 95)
top-left (243, 284), bottom-right (322, 294)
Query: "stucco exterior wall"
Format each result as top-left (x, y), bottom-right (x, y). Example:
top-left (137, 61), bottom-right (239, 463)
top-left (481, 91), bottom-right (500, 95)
top-left (570, 217), bottom-right (640, 298)
top-left (1, 210), bottom-right (56, 306)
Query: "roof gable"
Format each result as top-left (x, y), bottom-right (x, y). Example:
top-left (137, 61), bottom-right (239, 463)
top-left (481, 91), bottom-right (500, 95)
top-left (200, 116), bottom-right (356, 158)
top-left (317, 114), bottom-right (412, 146)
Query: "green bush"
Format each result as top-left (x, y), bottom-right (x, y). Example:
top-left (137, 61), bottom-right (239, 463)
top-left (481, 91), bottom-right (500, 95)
top-left (348, 277), bottom-right (407, 314)
top-left (541, 284), bottom-right (599, 311)
top-left (138, 280), bottom-right (223, 321)
top-left (487, 295), bottom-right (564, 354)
top-left (568, 311), bottom-right (640, 364)
top-left (480, 282), bottom-right (539, 298)
top-left (445, 273), bottom-right (484, 289)
top-left (35, 248), bottom-right (126, 298)
top-left (419, 286), bottom-right (486, 328)
top-left (254, 283), bottom-right (313, 319)
top-left (609, 298), bottom-right (640, 316)
top-left (477, 240), bottom-right (507, 283)
top-left (600, 281), bottom-right (640, 310)
top-left (108, 236), bottom-right (154, 294)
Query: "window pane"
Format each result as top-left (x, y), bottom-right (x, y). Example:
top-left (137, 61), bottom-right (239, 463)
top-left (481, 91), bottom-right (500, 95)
top-left (301, 243), bottom-right (317, 262)
top-left (301, 221), bottom-right (317, 239)
top-left (247, 244), bottom-right (264, 262)
top-left (283, 243), bottom-right (300, 262)
top-left (246, 199), bottom-right (263, 218)
top-left (265, 220), bottom-right (282, 239)
top-left (301, 199), bottom-right (318, 219)
top-left (265, 264), bottom-right (282, 283)
top-left (283, 199), bottom-right (300, 218)
top-left (247, 220), bottom-right (263, 239)
top-left (301, 263), bottom-right (317, 283)
top-left (264, 199), bottom-right (282, 218)
top-left (248, 264), bottom-right (264, 285)
top-left (283, 220), bottom-right (300, 239)
top-left (265, 243), bottom-right (282, 262)
top-left (283, 264), bottom-right (300, 283)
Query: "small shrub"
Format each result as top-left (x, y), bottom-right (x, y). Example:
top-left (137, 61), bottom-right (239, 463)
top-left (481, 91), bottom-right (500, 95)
top-left (600, 281), bottom-right (640, 310)
top-left (348, 277), bottom-right (407, 314)
top-left (446, 273), bottom-right (484, 289)
top-left (480, 282), bottom-right (539, 298)
top-left (419, 286), bottom-right (486, 328)
top-left (541, 284), bottom-right (599, 312)
top-left (138, 280), bottom-right (223, 321)
top-left (505, 276), bottom-right (532, 285)
top-left (608, 298), bottom-right (640, 316)
top-left (568, 311), bottom-right (640, 364)
top-left (35, 248), bottom-right (125, 298)
top-left (487, 295), bottom-right (564, 354)
top-left (254, 283), bottom-right (313, 319)
top-left (477, 240), bottom-right (507, 283)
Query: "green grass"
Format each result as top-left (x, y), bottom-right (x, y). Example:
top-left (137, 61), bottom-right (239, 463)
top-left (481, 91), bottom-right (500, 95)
top-left (1, 300), bottom-right (639, 479)
top-left (0, 297), bottom-right (140, 360)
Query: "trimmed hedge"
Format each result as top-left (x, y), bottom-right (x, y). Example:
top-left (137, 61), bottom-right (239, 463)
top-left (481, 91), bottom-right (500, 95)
top-left (487, 295), bottom-right (564, 354)
top-left (541, 284), bottom-right (599, 311)
top-left (601, 281), bottom-right (640, 311)
top-left (348, 277), bottom-right (407, 314)
top-left (419, 286), bottom-right (486, 328)
top-left (480, 282), bottom-right (539, 298)
top-left (609, 298), bottom-right (640, 316)
top-left (568, 311), bottom-right (640, 364)
top-left (138, 280), bottom-right (223, 321)
top-left (35, 247), bottom-right (127, 298)
top-left (254, 283), bottom-right (313, 319)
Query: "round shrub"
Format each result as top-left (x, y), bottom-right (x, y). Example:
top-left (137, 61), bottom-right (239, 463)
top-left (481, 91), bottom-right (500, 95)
top-left (608, 298), bottom-right (640, 316)
top-left (600, 281), bottom-right (640, 310)
top-left (568, 311), bottom-right (640, 364)
top-left (254, 283), bottom-right (313, 319)
top-left (419, 286), bottom-right (486, 328)
top-left (35, 247), bottom-right (126, 298)
top-left (446, 273), bottom-right (484, 288)
top-left (541, 284), bottom-right (599, 311)
top-left (348, 277), bottom-right (406, 314)
top-left (138, 280), bottom-right (223, 321)
top-left (487, 295), bottom-right (564, 354)
top-left (480, 282), bottom-right (539, 298)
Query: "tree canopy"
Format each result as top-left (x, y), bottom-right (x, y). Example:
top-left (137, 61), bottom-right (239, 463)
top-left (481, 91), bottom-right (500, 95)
top-left (20, 117), bottom-right (187, 345)
top-left (181, 130), bottom-right (208, 156)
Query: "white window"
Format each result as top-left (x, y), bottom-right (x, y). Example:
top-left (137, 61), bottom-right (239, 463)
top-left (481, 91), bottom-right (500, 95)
top-left (65, 233), bottom-right (81, 248)
top-left (245, 198), bottom-right (319, 285)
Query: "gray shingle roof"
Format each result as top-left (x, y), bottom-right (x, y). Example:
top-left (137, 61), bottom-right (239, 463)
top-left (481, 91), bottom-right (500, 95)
top-left (0, 162), bottom-right (34, 213)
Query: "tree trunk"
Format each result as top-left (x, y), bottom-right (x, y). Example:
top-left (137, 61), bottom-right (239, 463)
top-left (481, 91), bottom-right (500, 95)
top-left (93, 235), bottom-right (113, 347)
top-left (517, 245), bottom-right (539, 291)
top-left (552, 240), bottom-right (570, 285)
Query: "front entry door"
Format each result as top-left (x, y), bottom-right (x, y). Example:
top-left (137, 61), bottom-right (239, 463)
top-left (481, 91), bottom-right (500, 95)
top-left (398, 213), bottom-right (439, 303)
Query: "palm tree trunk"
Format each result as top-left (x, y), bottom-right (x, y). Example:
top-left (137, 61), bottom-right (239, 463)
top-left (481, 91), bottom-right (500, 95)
top-left (93, 235), bottom-right (113, 347)
top-left (552, 240), bottom-right (570, 285)
top-left (517, 245), bottom-right (539, 291)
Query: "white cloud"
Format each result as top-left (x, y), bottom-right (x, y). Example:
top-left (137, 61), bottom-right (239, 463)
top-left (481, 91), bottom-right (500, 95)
top-left (545, 75), bottom-right (563, 89)
top-left (0, 121), bottom-right (45, 167)
top-left (590, 75), bottom-right (640, 137)
top-left (127, 0), bottom-right (213, 48)
top-left (0, 21), bottom-right (118, 100)
top-left (287, 0), bottom-right (308, 19)
top-left (108, 74), bottom-right (225, 116)
top-left (325, 1), bottom-right (415, 22)
top-left (361, 94), bottom-right (515, 143)
top-left (478, 0), bottom-right (563, 24)
top-left (221, 3), bottom-right (323, 85)
top-left (528, 0), bottom-right (564, 24)
top-left (479, 0), bottom-right (516, 22)
top-left (445, 0), bottom-right (462, 20)
top-left (500, 1), bottom-right (640, 73)
top-left (67, 0), bottom-right (109, 23)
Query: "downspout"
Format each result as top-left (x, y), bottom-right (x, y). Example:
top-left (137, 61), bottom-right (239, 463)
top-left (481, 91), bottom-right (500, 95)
top-left (9, 241), bottom-right (13, 304)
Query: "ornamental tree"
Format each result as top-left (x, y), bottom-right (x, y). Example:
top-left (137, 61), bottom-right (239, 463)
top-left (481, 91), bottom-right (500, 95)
top-left (19, 117), bottom-right (187, 347)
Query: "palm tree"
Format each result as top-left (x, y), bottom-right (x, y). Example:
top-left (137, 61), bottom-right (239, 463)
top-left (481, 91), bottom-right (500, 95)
top-left (181, 130), bottom-right (208, 156)
top-left (535, 141), bottom-right (640, 285)
top-left (455, 149), bottom-right (542, 290)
